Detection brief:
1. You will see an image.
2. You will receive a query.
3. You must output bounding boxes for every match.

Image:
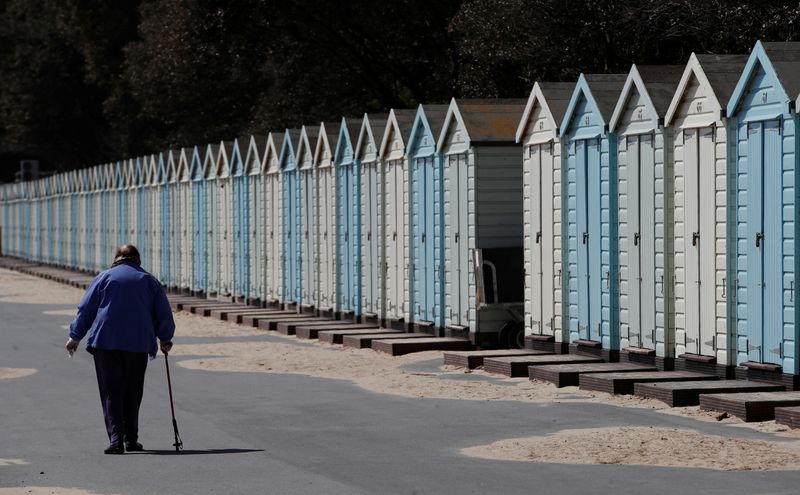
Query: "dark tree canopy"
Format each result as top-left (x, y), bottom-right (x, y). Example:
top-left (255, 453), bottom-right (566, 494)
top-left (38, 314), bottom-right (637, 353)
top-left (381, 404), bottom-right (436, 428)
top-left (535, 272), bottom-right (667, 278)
top-left (1, 0), bottom-right (799, 181)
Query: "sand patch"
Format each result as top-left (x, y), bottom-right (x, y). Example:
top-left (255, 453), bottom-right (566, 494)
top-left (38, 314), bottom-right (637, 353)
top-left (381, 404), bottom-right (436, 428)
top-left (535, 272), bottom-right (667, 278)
top-left (42, 309), bottom-right (77, 316)
top-left (461, 426), bottom-right (800, 471)
top-left (0, 268), bottom-right (83, 305)
top-left (173, 341), bottom-right (601, 402)
top-left (172, 312), bottom-right (261, 338)
top-left (0, 368), bottom-right (37, 380)
top-left (659, 405), bottom-right (800, 438)
top-left (0, 459), bottom-right (28, 467)
top-left (0, 488), bottom-right (117, 495)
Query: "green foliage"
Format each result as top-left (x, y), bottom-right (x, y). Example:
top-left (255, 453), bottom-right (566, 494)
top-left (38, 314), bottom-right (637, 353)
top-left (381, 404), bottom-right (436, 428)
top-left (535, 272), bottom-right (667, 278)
top-left (0, 0), bottom-right (799, 179)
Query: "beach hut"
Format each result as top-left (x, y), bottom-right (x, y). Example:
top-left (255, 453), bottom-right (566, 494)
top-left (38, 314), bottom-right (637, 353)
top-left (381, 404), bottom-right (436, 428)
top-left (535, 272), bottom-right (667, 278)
top-left (378, 108), bottom-right (416, 329)
top-left (314, 122), bottom-right (340, 317)
top-left (280, 129), bottom-right (303, 307)
top-left (228, 138), bottom-right (249, 301)
top-left (664, 53), bottom-right (747, 377)
top-left (145, 155), bottom-right (162, 278)
top-left (727, 41), bottom-right (800, 386)
top-left (263, 132), bottom-right (285, 307)
top-left (560, 74), bottom-right (627, 360)
top-left (165, 150), bottom-right (180, 290)
top-left (406, 104), bottom-right (448, 332)
top-left (68, 169), bottom-right (80, 267)
top-left (244, 135), bottom-right (268, 305)
top-left (436, 98), bottom-right (527, 347)
top-left (515, 82), bottom-right (574, 352)
top-left (214, 142), bottom-right (235, 299)
top-left (139, 157), bottom-right (154, 272)
top-left (203, 144), bottom-right (220, 297)
top-left (333, 117), bottom-right (363, 320)
top-left (189, 146), bottom-right (207, 297)
top-left (355, 113), bottom-right (388, 322)
top-left (177, 148), bottom-right (193, 292)
top-left (609, 65), bottom-right (684, 368)
top-left (297, 125), bottom-right (320, 312)
top-left (89, 167), bottom-right (102, 271)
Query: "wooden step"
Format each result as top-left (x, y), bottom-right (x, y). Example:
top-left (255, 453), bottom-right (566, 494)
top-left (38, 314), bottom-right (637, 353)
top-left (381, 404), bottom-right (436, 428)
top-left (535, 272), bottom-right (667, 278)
top-left (443, 349), bottom-right (549, 369)
top-left (774, 406), bottom-right (800, 428)
top-left (257, 316), bottom-right (322, 332)
top-left (699, 391), bottom-right (800, 422)
top-left (318, 328), bottom-right (401, 345)
top-left (296, 323), bottom-right (379, 340)
top-left (275, 318), bottom-right (333, 335)
top-left (372, 337), bottom-right (472, 356)
top-left (240, 311), bottom-right (295, 327)
top-left (484, 354), bottom-right (603, 378)
top-left (342, 332), bottom-right (429, 349)
top-left (634, 380), bottom-right (785, 407)
top-left (209, 306), bottom-right (261, 320)
top-left (579, 371), bottom-right (717, 395)
top-left (196, 304), bottom-right (248, 317)
top-left (185, 302), bottom-right (239, 315)
top-left (530, 362), bottom-right (657, 387)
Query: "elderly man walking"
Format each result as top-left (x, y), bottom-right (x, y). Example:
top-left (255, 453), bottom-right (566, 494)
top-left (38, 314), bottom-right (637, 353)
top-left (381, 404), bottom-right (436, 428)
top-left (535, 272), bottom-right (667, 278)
top-left (66, 245), bottom-right (175, 454)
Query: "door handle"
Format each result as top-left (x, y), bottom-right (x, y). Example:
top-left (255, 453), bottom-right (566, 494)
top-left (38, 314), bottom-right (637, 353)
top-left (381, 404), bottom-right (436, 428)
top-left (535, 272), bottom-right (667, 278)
top-left (755, 231), bottom-right (763, 247)
top-left (344, 231), bottom-right (348, 242)
top-left (633, 232), bottom-right (640, 247)
top-left (536, 231), bottom-right (541, 244)
top-left (455, 232), bottom-right (460, 243)
top-left (393, 232), bottom-right (397, 241)
top-left (692, 231), bottom-right (699, 246)
top-left (421, 232), bottom-right (426, 243)
top-left (582, 232), bottom-right (588, 245)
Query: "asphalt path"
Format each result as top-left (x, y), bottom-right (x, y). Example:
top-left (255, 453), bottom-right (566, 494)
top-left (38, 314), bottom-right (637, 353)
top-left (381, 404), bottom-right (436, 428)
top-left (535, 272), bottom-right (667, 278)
top-left (2, 298), bottom-right (800, 494)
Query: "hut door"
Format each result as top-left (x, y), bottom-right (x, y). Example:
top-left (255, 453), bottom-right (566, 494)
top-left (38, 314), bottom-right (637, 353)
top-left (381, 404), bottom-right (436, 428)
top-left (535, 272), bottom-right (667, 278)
top-left (747, 120), bottom-right (783, 364)
top-left (364, 163), bottom-right (380, 314)
top-left (684, 128), bottom-right (716, 355)
top-left (576, 139), bottom-right (601, 340)
top-left (627, 134), bottom-right (656, 349)
top-left (301, 170), bottom-right (314, 305)
top-left (283, 172), bottom-right (297, 302)
top-left (337, 165), bottom-right (352, 311)
top-left (530, 143), bottom-right (555, 334)
top-left (384, 159), bottom-right (403, 319)
top-left (412, 156), bottom-right (436, 322)
top-left (447, 153), bottom-right (470, 326)
top-left (318, 168), bottom-right (332, 309)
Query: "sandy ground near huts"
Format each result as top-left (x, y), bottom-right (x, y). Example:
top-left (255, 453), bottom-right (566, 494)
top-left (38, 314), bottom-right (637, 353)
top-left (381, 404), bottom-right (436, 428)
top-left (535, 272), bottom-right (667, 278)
top-left (0, 488), bottom-right (118, 495)
top-left (461, 426), bottom-right (800, 471)
top-left (6, 266), bottom-right (800, 470)
top-left (0, 368), bottom-right (37, 380)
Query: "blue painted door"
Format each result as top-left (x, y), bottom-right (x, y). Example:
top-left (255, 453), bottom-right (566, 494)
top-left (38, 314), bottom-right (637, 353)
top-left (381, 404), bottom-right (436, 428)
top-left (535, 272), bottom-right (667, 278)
top-left (746, 120), bottom-right (783, 364)
top-left (576, 139), bottom-right (602, 341)
top-left (411, 156), bottom-right (436, 322)
top-left (337, 162), bottom-right (359, 313)
top-left (283, 170), bottom-right (300, 302)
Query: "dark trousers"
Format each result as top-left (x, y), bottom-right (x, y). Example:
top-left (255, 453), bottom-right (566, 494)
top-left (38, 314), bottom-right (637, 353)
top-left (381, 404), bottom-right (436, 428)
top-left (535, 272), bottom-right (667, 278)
top-left (92, 349), bottom-right (148, 445)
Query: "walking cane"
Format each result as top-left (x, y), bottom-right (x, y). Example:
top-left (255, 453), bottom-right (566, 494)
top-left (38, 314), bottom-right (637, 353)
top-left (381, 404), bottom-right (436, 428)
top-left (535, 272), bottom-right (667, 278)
top-left (164, 352), bottom-right (183, 451)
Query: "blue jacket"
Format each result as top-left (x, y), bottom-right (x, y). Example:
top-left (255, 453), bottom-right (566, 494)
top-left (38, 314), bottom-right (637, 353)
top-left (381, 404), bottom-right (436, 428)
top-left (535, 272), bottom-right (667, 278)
top-left (69, 262), bottom-right (175, 357)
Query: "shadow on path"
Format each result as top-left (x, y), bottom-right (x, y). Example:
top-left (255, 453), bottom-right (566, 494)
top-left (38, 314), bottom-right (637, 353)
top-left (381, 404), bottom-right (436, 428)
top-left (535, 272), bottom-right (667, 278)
top-left (135, 448), bottom-right (264, 456)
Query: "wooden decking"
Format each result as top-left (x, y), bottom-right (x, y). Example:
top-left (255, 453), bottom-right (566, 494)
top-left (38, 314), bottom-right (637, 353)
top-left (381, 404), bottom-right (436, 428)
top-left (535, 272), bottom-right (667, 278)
top-left (296, 323), bottom-right (379, 340)
top-left (529, 362), bottom-right (657, 388)
top-left (318, 329), bottom-right (402, 345)
top-left (634, 380), bottom-right (785, 407)
top-left (372, 337), bottom-right (472, 356)
top-left (342, 332), bottom-right (429, 349)
top-left (699, 391), bottom-right (800, 422)
top-left (579, 371), bottom-right (717, 395)
top-left (275, 318), bottom-right (333, 335)
top-left (775, 406), bottom-right (800, 428)
top-left (443, 349), bottom-right (547, 369)
top-left (483, 354), bottom-right (600, 378)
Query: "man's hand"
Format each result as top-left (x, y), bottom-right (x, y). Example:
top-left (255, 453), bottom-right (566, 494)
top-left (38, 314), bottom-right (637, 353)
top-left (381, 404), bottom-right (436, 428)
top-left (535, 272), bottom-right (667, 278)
top-left (160, 341), bottom-right (173, 355)
top-left (65, 338), bottom-right (80, 356)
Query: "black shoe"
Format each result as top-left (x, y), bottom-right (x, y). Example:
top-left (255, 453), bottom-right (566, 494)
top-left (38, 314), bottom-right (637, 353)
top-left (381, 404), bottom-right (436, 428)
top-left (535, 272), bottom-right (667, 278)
top-left (125, 441), bottom-right (143, 452)
top-left (104, 443), bottom-right (124, 455)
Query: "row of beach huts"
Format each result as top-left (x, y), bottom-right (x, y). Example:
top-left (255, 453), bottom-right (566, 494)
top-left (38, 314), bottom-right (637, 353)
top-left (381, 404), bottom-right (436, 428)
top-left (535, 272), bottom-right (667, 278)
top-left (3, 40), bottom-right (800, 390)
